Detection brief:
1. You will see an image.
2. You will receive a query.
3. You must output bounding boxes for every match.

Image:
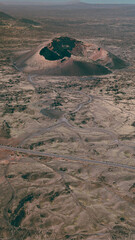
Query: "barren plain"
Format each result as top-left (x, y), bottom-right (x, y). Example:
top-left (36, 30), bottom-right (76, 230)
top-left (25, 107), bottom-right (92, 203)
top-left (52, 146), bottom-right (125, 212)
top-left (0, 3), bottom-right (135, 240)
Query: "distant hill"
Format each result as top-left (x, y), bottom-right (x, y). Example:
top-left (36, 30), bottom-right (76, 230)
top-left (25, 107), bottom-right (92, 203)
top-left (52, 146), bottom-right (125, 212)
top-left (61, 2), bottom-right (92, 9)
top-left (19, 18), bottom-right (40, 26)
top-left (42, 2), bottom-right (92, 10)
top-left (42, 2), bottom-right (128, 10)
top-left (0, 11), bottom-right (14, 20)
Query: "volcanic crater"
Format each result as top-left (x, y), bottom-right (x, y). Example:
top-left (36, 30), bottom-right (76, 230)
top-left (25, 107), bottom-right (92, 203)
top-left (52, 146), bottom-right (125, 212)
top-left (40, 36), bottom-right (84, 61)
top-left (15, 36), bottom-right (127, 76)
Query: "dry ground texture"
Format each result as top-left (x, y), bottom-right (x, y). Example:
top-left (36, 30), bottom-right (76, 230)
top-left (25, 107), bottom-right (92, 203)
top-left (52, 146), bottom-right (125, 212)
top-left (0, 4), bottom-right (135, 240)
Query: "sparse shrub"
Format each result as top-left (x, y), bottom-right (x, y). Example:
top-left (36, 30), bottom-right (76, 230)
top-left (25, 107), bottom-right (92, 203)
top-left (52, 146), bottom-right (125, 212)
top-left (131, 122), bottom-right (135, 127)
top-left (0, 120), bottom-right (11, 138)
top-left (81, 120), bottom-right (87, 124)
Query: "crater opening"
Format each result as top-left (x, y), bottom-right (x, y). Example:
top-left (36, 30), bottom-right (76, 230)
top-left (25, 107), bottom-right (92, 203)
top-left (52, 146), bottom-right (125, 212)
top-left (40, 36), bottom-right (84, 61)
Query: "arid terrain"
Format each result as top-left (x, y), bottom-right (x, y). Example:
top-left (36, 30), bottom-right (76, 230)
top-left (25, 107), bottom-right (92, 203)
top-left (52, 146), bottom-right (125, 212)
top-left (0, 3), bottom-right (135, 240)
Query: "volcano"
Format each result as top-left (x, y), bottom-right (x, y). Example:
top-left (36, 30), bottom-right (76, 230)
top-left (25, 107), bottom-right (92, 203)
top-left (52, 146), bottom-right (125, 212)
top-left (15, 36), bottom-right (127, 76)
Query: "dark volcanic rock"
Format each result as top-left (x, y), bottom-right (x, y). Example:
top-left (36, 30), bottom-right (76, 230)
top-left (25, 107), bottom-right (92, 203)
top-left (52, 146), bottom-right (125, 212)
top-left (107, 52), bottom-right (128, 69)
top-left (40, 108), bottom-right (63, 119)
top-left (44, 60), bottom-right (111, 76)
top-left (40, 36), bottom-right (85, 61)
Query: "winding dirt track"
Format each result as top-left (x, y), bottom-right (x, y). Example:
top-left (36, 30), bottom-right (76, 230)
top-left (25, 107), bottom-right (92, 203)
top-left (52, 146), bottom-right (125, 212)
top-left (19, 75), bottom-right (119, 147)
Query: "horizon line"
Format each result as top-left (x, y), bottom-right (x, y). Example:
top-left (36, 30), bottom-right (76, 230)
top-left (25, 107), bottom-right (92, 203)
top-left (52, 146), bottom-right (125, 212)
top-left (0, 1), bottom-right (135, 5)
